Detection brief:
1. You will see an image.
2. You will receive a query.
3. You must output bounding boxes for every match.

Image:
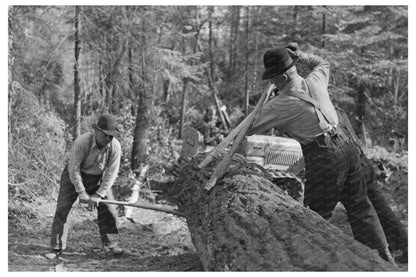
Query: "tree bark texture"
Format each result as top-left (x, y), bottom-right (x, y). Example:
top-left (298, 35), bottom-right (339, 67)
top-left (131, 80), bottom-right (151, 170)
top-left (169, 155), bottom-right (398, 271)
top-left (178, 79), bottom-right (188, 139)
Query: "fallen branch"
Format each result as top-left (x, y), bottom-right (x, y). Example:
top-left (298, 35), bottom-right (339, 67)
top-left (198, 84), bottom-right (274, 169)
top-left (204, 84), bottom-right (274, 190)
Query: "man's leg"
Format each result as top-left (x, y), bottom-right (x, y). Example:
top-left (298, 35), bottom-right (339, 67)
top-left (360, 155), bottom-right (408, 262)
top-left (367, 183), bottom-right (408, 262)
top-left (97, 188), bottom-right (119, 246)
top-left (340, 144), bottom-right (392, 262)
top-left (81, 173), bottom-right (119, 248)
top-left (50, 166), bottom-right (78, 252)
top-left (303, 145), bottom-right (345, 220)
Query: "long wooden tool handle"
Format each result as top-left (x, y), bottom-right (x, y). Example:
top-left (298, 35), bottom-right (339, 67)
top-left (198, 83), bottom-right (274, 169)
top-left (204, 84), bottom-right (274, 190)
top-left (81, 199), bottom-right (185, 217)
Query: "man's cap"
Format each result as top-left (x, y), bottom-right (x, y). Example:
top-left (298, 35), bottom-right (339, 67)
top-left (262, 48), bottom-right (299, 80)
top-left (92, 114), bottom-right (120, 137)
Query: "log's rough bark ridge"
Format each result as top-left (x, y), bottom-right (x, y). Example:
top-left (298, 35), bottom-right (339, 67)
top-left (169, 155), bottom-right (398, 271)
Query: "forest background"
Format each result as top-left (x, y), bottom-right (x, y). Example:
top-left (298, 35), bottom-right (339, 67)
top-left (6, 5), bottom-right (409, 242)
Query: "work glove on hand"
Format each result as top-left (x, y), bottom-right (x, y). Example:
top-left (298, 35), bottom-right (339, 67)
top-left (88, 194), bottom-right (102, 210)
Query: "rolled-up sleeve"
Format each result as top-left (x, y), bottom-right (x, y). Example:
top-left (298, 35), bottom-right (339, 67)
top-left (95, 139), bottom-right (121, 197)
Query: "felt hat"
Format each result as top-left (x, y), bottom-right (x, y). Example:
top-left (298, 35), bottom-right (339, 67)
top-left (262, 48), bottom-right (299, 80)
top-left (92, 114), bottom-right (120, 137)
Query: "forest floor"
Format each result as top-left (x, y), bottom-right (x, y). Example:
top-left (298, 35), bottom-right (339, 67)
top-left (8, 163), bottom-right (408, 272)
top-left (8, 200), bottom-right (203, 271)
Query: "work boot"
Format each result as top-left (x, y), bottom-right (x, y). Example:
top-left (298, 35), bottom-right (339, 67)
top-left (378, 247), bottom-right (397, 265)
top-left (45, 248), bottom-right (62, 259)
top-left (395, 247), bottom-right (408, 264)
top-left (102, 243), bottom-right (124, 255)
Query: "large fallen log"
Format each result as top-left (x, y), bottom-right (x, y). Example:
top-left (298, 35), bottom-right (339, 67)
top-left (167, 155), bottom-right (398, 271)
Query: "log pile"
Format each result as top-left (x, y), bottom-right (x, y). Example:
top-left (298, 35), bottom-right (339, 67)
top-left (168, 155), bottom-right (398, 271)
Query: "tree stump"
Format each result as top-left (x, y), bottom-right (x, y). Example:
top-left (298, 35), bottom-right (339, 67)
top-left (168, 156), bottom-right (398, 271)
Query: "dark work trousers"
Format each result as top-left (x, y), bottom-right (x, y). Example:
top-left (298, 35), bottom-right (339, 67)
top-left (301, 134), bottom-right (388, 251)
top-left (360, 155), bottom-right (408, 253)
top-left (50, 165), bottom-right (119, 251)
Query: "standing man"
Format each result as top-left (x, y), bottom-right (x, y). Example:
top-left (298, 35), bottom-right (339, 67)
top-left (48, 114), bottom-right (123, 258)
top-left (248, 44), bottom-right (395, 263)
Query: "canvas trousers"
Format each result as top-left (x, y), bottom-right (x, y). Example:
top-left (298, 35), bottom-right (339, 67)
top-left (301, 133), bottom-right (388, 250)
top-left (50, 165), bottom-right (119, 251)
top-left (360, 154), bottom-right (408, 253)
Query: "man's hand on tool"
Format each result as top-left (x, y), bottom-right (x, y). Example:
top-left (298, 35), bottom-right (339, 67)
top-left (78, 191), bottom-right (90, 202)
top-left (87, 194), bottom-right (102, 210)
top-left (286, 42), bottom-right (299, 58)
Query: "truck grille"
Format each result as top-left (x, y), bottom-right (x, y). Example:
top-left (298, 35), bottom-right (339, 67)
top-left (265, 151), bottom-right (302, 166)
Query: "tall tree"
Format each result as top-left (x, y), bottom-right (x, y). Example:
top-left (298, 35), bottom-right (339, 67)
top-left (322, 5), bottom-right (326, 48)
top-left (73, 6), bottom-right (81, 139)
top-left (208, 6), bottom-right (214, 79)
top-left (244, 6), bottom-right (250, 116)
top-left (130, 8), bottom-right (152, 171)
top-left (230, 6), bottom-right (241, 79)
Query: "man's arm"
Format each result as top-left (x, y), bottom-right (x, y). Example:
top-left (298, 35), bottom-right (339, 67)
top-left (95, 139), bottom-right (121, 197)
top-left (248, 100), bottom-right (283, 136)
top-left (294, 50), bottom-right (330, 87)
top-left (68, 138), bottom-right (88, 194)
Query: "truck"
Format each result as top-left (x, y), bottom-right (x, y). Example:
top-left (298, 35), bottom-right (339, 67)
top-left (180, 127), bottom-right (305, 201)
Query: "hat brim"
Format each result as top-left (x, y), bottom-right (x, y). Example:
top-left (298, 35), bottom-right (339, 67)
top-left (262, 56), bottom-right (299, 80)
top-left (92, 124), bottom-right (120, 137)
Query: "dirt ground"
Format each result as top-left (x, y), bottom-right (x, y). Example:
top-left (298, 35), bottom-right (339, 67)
top-left (8, 200), bottom-right (203, 271)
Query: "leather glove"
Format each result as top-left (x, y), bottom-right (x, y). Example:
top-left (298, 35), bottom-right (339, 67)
top-left (88, 194), bottom-right (102, 210)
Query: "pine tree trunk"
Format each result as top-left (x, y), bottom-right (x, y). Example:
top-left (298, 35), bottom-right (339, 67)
top-left (322, 6), bottom-right (326, 48)
top-left (131, 30), bottom-right (151, 170)
top-left (8, 7), bottom-right (13, 135)
top-left (128, 37), bottom-right (135, 115)
top-left (231, 6), bottom-right (240, 79)
top-left (208, 6), bottom-right (214, 79)
top-left (251, 7), bottom-right (260, 97)
top-left (169, 158), bottom-right (398, 271)
top-left (131, 80), bottom-right (151, 170)
top-left (178, 79), bottom-right (188, 139)
top-left (163, 78), bottom-right (170, 103)
top-left (73, 6), bottom-right (81, 140)
top-left (244, 6), bottom-right (250, 116)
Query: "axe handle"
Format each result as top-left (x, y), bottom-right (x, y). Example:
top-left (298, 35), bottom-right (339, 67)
top-left (198, 83), bottom-right (274, 169)
top-left (80, 199), bottom-right (185, 217)
top-left (204, 84), bottom-right (274, 190)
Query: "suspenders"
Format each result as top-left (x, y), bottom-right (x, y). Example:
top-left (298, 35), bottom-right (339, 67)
top-left (286, 90), bottom-right (338, 135)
